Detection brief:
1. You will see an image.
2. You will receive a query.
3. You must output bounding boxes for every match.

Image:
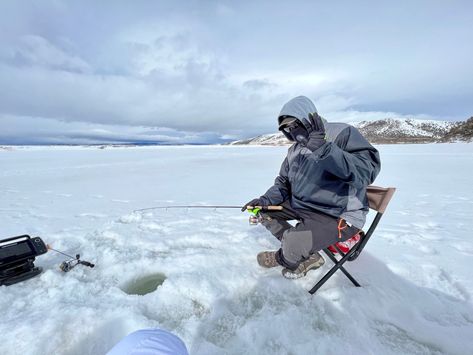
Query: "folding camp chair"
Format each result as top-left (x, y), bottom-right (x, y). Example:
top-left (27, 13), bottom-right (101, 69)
top-left (309, 185), bottom-right (396, 294)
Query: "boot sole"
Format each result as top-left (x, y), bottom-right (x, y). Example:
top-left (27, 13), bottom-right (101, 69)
top-left (257, 252), bottom-right (279, 268)
top-left (282, 257), bottom-right (325, 279)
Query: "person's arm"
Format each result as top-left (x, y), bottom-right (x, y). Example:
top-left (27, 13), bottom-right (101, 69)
top-left (314, 126), bottom-right (381, 187)
top-left (261, 156), bottom-right (291, 205)
top-left (303, 114), bottom-right (380, 187)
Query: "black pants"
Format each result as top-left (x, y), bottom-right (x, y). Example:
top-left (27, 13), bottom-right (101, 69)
top-left (260, 201), bottom-right (359, 269)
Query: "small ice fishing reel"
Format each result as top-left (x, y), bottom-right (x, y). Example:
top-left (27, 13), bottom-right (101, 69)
top-left (249, 214), bottom-right (264, 225)
top-left (246, 205), bottom-right (282, 226)
top-left (59, 254), bottom-right (95, 272)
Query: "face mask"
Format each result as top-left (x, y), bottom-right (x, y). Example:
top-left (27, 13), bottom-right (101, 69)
top-left (281, 121), bottom-right (309, 145)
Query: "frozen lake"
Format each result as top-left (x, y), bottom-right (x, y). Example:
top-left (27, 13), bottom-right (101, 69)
top-left (1, 143), bottom-right (473, 355)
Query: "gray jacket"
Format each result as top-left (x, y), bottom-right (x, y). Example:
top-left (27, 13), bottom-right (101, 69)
top-left (261, 96), bottom-right (381, 229)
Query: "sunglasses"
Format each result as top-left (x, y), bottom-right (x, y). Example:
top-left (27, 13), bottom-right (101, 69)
top-left (280, 121), bottom-right (300, 133)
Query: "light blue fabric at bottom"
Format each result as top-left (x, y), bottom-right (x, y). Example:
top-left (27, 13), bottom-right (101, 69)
top-left (106, 328), bottom-right (188, 355)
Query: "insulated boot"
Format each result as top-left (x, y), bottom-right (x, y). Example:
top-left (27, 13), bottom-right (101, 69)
top-left (257, 251), bottom-right (280, 268)
top-left (281, 252), bottom-right (325, 279)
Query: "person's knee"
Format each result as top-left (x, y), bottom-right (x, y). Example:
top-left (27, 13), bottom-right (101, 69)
top-left (281, 229), bottom-right (313, 263)
top-left (260, 213), bottom-right (284, 235)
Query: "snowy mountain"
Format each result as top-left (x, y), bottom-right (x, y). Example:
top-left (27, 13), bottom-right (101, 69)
top-left (230, 132), bottom-right (290, 146)
top-left (441, 117), bottom-right (473, 142)
top-left (355, 118), bottom-right (458, 144)
top-left (231, 118), bottom-right (461, 145)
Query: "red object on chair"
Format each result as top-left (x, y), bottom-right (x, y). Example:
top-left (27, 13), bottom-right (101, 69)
top-left (328, 233), bottom-right (361, 254)
top-left (310, 186), bottom-right (397, 295)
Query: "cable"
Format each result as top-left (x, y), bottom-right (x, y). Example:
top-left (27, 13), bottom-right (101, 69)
top-left (47, 245), bottom-right (76, 259)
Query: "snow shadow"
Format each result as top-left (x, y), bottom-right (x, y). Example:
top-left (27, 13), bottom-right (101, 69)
top-left (188, 252), bottom-right (473, 355)
top-left (66, 316), bottom-right (136, 355)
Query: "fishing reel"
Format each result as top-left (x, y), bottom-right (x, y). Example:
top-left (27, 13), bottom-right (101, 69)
top-left (59, 254), bottom-right (95, 272)
top-left (247, 207), bottom-right (271, 225)
top-left (249, 214), bottom-right (264, 225)
top-left (246, 205), bottom-right (281, 225)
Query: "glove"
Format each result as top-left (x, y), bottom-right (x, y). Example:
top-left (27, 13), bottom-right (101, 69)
top-left (241, 197), bottom-right (268, 212)
top-left (306, 113), bottom-right (326, 152)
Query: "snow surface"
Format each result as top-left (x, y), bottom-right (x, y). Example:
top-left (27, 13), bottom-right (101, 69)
top-left (1, 144), bottom-right (473, 355)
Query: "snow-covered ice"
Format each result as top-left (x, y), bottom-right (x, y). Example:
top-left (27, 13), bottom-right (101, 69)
top-left (1, 144), bottom-right (473, 355)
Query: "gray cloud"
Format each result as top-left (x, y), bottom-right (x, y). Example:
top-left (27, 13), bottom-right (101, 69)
top-left (243, 79), bottom-right (277, 90)
top-left (0, 0), bottom-right (472, 144)
top-left (5, 35), bottom-right (90, 73)
top-left (0, 114), bottom-right (228, 145)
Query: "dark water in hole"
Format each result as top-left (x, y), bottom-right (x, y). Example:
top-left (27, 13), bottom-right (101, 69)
top-left (122, 273), bottom-right (167, 295)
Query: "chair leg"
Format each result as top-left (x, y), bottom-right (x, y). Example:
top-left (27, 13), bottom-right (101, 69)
top-left (308, 209), bottom-right (388, 294)
top-left (323, 250), bottom-right (361, 287)
top-left (309, 249), bottom-right (361, 294)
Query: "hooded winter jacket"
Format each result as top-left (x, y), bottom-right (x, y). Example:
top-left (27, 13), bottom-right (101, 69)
top-left (261, 96), bottom-right (381, 229)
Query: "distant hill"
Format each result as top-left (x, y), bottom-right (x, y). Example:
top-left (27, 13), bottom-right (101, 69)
top-left (230, 118), bottom-right (468, 145)
top-left (230, 133), bottom-right (290, 146)
top-left (441, 117), bottom-right (473, 142)
top-left (355, 118), bottom-right (457, 144)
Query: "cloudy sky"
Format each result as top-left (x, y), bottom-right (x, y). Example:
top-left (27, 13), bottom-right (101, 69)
top-left (0, 1), bottom-right (472, 144)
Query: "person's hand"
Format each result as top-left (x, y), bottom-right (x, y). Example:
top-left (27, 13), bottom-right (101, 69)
top-left (306, 113), bottom-right (326, 151)
top-left (241, 198), bottom-right (267, 212)
top-left (309, 112), bottom-right (325, 133)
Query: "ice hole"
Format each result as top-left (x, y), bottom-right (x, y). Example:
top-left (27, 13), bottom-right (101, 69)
top-left (122, 273), bottom-right (167, 295)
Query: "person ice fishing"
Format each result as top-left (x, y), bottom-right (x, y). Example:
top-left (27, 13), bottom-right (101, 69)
top-left (242, 96), bottom-right (381, 279)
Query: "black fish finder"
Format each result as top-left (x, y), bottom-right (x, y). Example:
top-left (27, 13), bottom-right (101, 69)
top-left (0, 235), bottom-right (48, 286)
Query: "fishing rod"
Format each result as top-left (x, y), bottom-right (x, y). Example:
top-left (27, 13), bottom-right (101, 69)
top-left (133, 205), bottom-right (283, 213)
top-left (134, 205), bottom-right (241, 212)
top-left (133, 204), bottom-right (283, 225)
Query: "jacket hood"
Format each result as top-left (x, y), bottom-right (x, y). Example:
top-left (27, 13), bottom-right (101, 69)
top-left (278, 96), bottom-right (319, 132)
